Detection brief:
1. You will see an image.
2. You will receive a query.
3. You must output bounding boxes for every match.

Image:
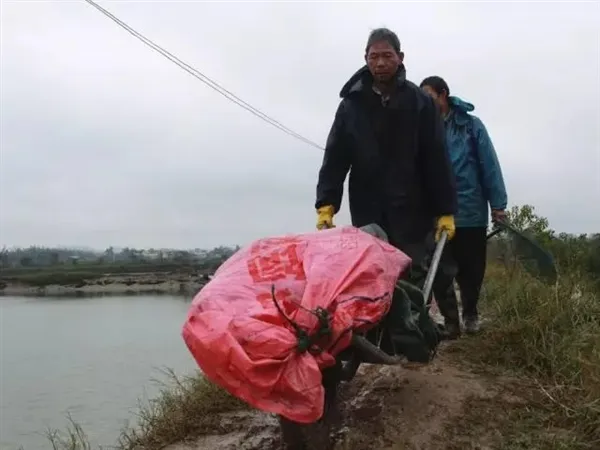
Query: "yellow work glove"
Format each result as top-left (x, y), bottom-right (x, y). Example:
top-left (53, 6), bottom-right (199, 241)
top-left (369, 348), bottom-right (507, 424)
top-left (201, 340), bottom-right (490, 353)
top-left (435, 215), bottom-right (456, 241)
top-left (316, 205), bottom-right (335, 230)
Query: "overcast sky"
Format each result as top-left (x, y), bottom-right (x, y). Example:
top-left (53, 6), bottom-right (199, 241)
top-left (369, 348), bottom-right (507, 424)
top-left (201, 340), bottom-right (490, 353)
top-left (1, 1), bottom-right (599, 250)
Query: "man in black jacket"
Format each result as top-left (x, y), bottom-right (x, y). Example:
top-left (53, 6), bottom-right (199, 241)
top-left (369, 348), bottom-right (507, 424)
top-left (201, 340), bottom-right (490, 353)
top-left (314, 28), bottom-right (460, 336)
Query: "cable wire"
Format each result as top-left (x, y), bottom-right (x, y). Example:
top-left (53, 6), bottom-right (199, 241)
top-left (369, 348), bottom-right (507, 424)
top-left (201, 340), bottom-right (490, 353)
top-left (82, 0), bottom-right (324, 150)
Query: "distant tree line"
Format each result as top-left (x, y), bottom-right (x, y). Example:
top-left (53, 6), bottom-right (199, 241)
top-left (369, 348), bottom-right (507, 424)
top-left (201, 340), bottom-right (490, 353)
top-left (0, 245), bottom-right (240, 270)
top-left (2, 205), bottom-right (597, 287)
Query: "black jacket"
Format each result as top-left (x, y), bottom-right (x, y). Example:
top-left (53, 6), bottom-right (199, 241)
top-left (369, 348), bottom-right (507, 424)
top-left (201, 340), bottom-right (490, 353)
top-left (315, 65), bottom-right (457, 247)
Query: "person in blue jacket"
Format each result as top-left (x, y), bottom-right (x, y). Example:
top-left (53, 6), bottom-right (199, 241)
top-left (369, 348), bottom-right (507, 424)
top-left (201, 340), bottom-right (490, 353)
top-left (420, 76), bottom-right (508, 336)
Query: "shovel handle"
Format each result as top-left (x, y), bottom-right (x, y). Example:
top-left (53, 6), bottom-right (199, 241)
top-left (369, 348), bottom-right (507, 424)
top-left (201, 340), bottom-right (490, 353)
top-left (423, 231), bottom-right (448, 307)
top-left (423, 224), bottom-right (505, 306)
top-left (487, 226), bottom-right (503, 240)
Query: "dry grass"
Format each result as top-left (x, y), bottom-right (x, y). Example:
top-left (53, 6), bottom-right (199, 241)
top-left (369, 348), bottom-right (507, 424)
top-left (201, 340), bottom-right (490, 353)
top-left (46, 264), bottom-right (600, 450)
top-left (46, 415), bottom-right (93, 450)
top-left (452, 264), bottom-right (600, 449)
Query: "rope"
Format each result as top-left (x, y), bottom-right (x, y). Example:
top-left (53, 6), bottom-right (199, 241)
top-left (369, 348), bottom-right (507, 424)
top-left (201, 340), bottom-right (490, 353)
top-left (270, 285), bottom-right (332, 354)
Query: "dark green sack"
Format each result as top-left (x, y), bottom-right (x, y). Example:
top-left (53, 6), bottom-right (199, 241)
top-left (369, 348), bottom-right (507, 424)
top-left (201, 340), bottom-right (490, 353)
top-left (359, 223), bottom-right (443, 364)
top-left (368, 279), bottom-right (443, 364)
top-left (390, 280), bottom-right (442, 363)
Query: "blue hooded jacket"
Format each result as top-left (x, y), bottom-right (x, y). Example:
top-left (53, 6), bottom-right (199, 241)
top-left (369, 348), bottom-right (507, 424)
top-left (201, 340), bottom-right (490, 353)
top-left (444, 96), bottom-right (507, 227)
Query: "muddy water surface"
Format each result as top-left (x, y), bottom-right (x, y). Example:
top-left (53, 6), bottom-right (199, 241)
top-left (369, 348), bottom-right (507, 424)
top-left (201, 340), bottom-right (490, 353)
top-left (0, 295), bottom-right (196, 450)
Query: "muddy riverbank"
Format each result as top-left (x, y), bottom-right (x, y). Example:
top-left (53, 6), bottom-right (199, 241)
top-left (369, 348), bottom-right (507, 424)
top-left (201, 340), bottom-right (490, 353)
top-left (0, 271), bottom-right (210, 297)
top-left (161, 348), bottom-right (532, 450)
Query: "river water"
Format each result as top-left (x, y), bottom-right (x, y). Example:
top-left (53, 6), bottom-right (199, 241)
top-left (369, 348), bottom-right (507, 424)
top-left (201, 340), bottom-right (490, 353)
top-left (0, 295), bottom-right (197, 450)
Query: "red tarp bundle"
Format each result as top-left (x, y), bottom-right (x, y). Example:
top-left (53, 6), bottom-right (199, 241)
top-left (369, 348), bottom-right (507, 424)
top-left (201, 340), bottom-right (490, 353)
top-left (182, 226), bottom-right (411, 423)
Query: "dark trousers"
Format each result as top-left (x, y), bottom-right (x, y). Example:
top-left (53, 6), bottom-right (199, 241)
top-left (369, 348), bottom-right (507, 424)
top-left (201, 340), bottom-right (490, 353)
top-left (378, 209), bottom-right (435, 278)
top-left (433, 227), bottom-right (488, 323)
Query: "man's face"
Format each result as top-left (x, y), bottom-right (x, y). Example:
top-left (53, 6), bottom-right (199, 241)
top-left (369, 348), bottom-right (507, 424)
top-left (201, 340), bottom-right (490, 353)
top-left (422, 85), bottom-right (445, 110)
top-left (366, 40), bottom-right (402, 83)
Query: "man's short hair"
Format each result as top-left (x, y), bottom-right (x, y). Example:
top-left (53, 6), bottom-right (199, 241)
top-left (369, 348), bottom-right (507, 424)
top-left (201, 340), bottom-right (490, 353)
top-left (365, 28), bottom-right (401, 55)
top-left (420, 76), bottom-right (451, 96)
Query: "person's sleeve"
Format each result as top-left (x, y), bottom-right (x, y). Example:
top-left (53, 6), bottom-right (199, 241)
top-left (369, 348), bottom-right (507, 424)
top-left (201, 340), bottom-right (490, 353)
top-left (418, 95), bottom-right (457, 216)
top-left (472, 116), bottom-right (508, 210)
top-left (315, 100), bottom-right (351, 213)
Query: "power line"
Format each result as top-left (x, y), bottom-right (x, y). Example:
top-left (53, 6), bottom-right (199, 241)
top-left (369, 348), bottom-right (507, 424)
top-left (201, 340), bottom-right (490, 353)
top-left (82, 0), bottom-right (324, 151)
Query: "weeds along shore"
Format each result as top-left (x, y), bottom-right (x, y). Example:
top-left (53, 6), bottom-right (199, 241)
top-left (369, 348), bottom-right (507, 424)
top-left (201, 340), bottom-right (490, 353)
top-left (45, 259), bottom-right (599, 450)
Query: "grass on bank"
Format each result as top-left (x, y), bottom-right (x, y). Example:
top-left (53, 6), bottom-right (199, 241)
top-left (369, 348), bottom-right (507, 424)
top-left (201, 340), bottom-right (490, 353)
top-left (47, 263), bottom-right (600, 450)
top-left (452, 264), bottom-right (600, 449)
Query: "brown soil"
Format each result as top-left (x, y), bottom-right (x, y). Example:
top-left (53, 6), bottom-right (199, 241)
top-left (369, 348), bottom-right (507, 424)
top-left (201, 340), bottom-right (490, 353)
top-left (166, 344), bottom-right (531, 450)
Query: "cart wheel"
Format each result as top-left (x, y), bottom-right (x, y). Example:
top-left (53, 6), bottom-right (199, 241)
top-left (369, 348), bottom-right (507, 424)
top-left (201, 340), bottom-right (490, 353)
top-left (279, 414), bottom-right (332, 450)
top-left (279, 368), bottom-right (340, 450)
top-left (279, 415), bottom-right (308, 450)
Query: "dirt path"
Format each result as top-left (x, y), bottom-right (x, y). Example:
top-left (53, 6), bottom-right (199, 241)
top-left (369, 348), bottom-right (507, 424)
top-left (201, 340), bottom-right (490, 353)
top-left (168, 344), bottom-right (527, 450)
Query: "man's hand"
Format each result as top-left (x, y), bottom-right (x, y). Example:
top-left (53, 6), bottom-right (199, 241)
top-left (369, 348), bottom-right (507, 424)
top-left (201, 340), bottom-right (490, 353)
top-left (316, 205), bottom-right (335, 230)
top-left (435, 215), bottom-right (456, 241)
top-left (491, 209), bottom-right (507, 224)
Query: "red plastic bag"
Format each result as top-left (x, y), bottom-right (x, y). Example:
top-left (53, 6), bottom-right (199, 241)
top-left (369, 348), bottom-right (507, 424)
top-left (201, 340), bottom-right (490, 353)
top-left (182, 226), bottom-right (411, 423)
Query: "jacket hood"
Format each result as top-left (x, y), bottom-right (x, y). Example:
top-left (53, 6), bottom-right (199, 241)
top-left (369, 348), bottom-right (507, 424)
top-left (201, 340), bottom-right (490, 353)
top-left (448, 96), bottom-right (475, 125)
top-left (449, 96), bottom-right (475, 113)
top-left (339, 64), bottom-right (407, 98)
